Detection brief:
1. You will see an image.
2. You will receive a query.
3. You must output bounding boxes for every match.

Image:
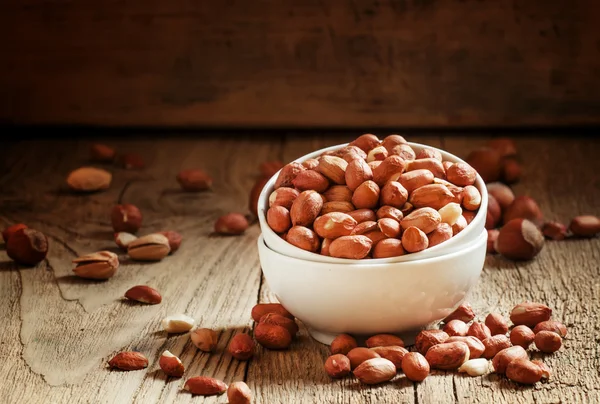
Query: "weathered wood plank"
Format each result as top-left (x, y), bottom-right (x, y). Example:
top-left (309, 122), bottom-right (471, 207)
top-left (1, 1), bottom-right (600, 127)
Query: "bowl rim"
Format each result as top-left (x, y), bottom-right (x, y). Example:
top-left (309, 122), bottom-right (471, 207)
top-left (257, 229), bottom-right (488, 269)
top-left (257, 140), bottom-right (488, 264)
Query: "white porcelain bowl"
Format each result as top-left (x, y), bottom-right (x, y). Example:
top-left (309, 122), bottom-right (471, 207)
top-left (257, 142), bottom-right (488, 264)
top-left (257, 229), bottom-right (487, 345)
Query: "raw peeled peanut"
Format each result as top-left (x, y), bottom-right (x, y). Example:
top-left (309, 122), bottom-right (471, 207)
top-left (533, 320), bottom-right (567, 338)
top-left (267, 206), bottom-right (292, 233)
top-left (510, 302), bottom-right (552, 327)
top-left (184, 376), bottom-right (228, 396)
top-left (251, 303), bottom-right (294, 322)
top-left (401, 207), bottom-right (441, 234)
top-left (349, 208), bottom-right (377, 223)
top-left (370, 346), bottom-right (408, 369)
top-left (443, 320), bottom-right (469, 337)
top-left (159, 350), bottom-right (184, 377)
top-left (214, 213), bottom-right (249, 235)
top-left (329, 235), bottom-right (373, 259)
top-left (259, 313), bottom-right (299, 337)
top-left (425, 341), bottom-right (470, 370)
top-left (406, 158), bottom-right (445, 179)
top-left (124, 285), bottom-right (162, 304)
top-left (391, 143), bottom-right (417, 161)
top-left (485, 313), bottom-right (509, 335)
top-left (465, 147), bottom-right (502, 183)
top-left (324, 354), bottom-right (352, 378)
top-left (286, 226), bottom-right (320, 252)
top-left (395, 169), bottom-right (435, 194)
top-left (373, 155), bottom-right (406, 186)
top-left (542, 221), bottom-right (568, 241)
top-left (353, 358), bottom-right (396, 385)
top-left (503, 196), bottom-right (544, 226)
top-left (446, 336), bottom-right (485, 359)
top-left (380, 181), bottom-right (408, 208)
top-left (438, 202), bottom-right (462, 226)
top-left (254, 322), bottom-right (292, 350)
top-left (313, 212), bottom-right (357, 239)
top-left (128, 233), bottom-right (171, 261)
top-left (427, 223), bottom-right (453, 248)
top-left (227, 381), bottom-right (252, 404)
top-left (409, 184), bottom-right (457, 210)
top-left (228, 333), bottom-right (255, 360)
top-left (444, 302), bottom-right (476, 323)
top-left (534, 330), bottom-right (562, 353)
top-left (290, 190), bottom-right (323, 226)
top-left (376, 205), bottom-right (403, 222)
top-left (331, 334), bottom-right (358, 355)
top-left (352, 180), bottom-right (380, 209)
top-left (373, 238), bottom-right (405, 258)
top-left (111, 204), bottom-right (143, 233)
top-left (323, 185), bottom-right (353, 203)
top-left (467, 322), bottom-right (492, 341)
top-left (72, 251), bottom-right (119, 280)
top-left (510, 325), bottom-right (535, 349)
top-left (569, 215), bottom-right (600, 237)
top-left (269, 187), bottom-right (300, 209)
top-left (377, 218), bottom-right (401, 238)
top-left (365, 334), bottom-right (405, 348)
top-left (491, 345), bottom-right (528, 374)
top-left (446, 162), bottom-right (477, 186)
top-left (275, 162), bottom-right (305, 189)
top-left (415, 329), bottom-right (450, 355)
top-left (381, 134), bottom-right (407, 153)
top-left (367, 145), bottom-right (388, 162)
top-left (505, 359), bottom-right (543, 385)
top-left (462, 186), bottom-right (481, 211)
top-left (190, 327), bottom-right (218, 352)
top-left (292, 170), bottom-right (329, 192)
top-left (349, 133), bottom-right (380, 153)
top-left (458, 358), bottom-right (491, 377)
top-left (401, 352), bottom-right (430, 382)
top-left (347, 347), bottom-right (381, 369)
top-left (486, 182), bottom-right (515, 211)
top-left (486, 229), bottom-right (499, 253)
top-left (6, 228), bottom-right (48, 266)
top-left (108, 351), bottom-right (148, 371)
top-left (416, 147), bottom-right (442, 161)
top-left (176, 169), bottom-right (212, 191)
top-left (67, 167), bottom-right (112, 192)
top-left (495, 218), bottom-right (544, 260)
top-left (351, 221), bottom-right (377, 235)
top-left (321, 201), bottom-right (355, 214)
top-left (401, 226), bottom-right (428, 253)
top-left (162, 314), bottom-right (195, 333)
top-left (318, 156), bottom-right (348, 184)
top-left (481, 334), bottom-right (511, 359)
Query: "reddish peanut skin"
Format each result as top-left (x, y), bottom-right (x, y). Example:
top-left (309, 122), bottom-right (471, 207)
top-left (510, 325), bottom-right (535, 349)
top-left (251, 303), bottom-right (294, 322)
top-left (415, 329), bottom-right (450, 355)
top-left (254, 323), bottom-right (292, 350)
top-left (347, 347), bottom-right (380, 369)
top-left (365, 334), bottom-right (405, 348)
top-left (402, 352), bottom-right (430, 382)
top-left (324, 354), bottom-right (351, 378)
top-left (227, 381), bottom-right (253, 404)
top-left (446, 336), bottom-right (485, 359)
top-left (481, 335), bottom-right (511, 359)
top-left (534, 331), bottom-right (562, 353)
top-left (259, 313), bottom-right (299, 337)
top-left (185, 376), bottom-right (228, 396)
top-left (510, 302), bottom-right (552, 327)
top-left (533, 320), bottom-right (568, 338)
top-left (443, 320), bottom-right (469, 337)
top-left (444, 302), bottom-right (476, 323)
top-left (492, 345), bottom-right (528, 375)
top-left (485, 313), bottom-right (509, 335)
top-left (467, 322), bottom-right (492, 341)
top-left (370, 346), bottom-right (408, 369)
top-left (330, 334), bottom-right (358, 355)
top-left (228, 333), bottom-right (255, 360)
top-left (505, 359), bottom-right (543, 385)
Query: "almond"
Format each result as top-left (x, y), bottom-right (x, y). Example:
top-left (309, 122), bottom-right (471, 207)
top-left (228, 333), bottom-right (255, 360)
top-left (394, 169), bottom-right (435, 194)
top-left (534, 330), bottom-right (562, 353)
top-left (458, 358), bottom-right (491, 377)
top-left (533, 320), bottom-right (567, 338)
top-left (401, 226), bottom-right (428, 253)
top-left (290, 190), bottom-right (324, 226)
top-left (505, 359), bottom-right (542, 385)
top-left (510, 302), bottom-right (552, 327)
top-left (124, 285), bottom-right (162, 304)
top-left (352, 180), bottom-right (380, 209)
top-left (267, 206), bottom-right (292, 233)
top-left (445, 336), bottom-right (486, 359)
top-left (331, 333), bottom-right (358, 355)
top-left (176, 169), bottom-right (212, 191)
top-left (377, 218), bottom-right (401, 238)
top-left (72, 251), bottom-right (119, 280)
top-left (425, 341), bottom-right (470, 370)
top-left (227, 381), bottom-right (252, 404)
top-left (108, 351), bottom-right (148, 371)
top-left (462, 185), bottom-right (482, 211)
top-left (510, 325), bottom-right (535, 349)
top-left (66, 167), bottom-right (112, 192)
top-left (286, 226), bottom-right (320, 252)
top-left (353, 358), bottom-right (396, 385)
top-left (465, 147), bottom-right (502, 183)
top-left (373, 155), bottom-right (407, 186)
top-left (313, 212), bottom-right (357, 239)
top-left (485, 313), bottom-right (509, 335)
top-left (495, 218), bottom-right (544, 260)
top-left (569, 215), bottom-right (600, 237)
top-left (347, 347), bottom-right (381, 369)
top-left (184, 376), bottom-right (228, 396)
top-left (190, 327), bottom-right (218, 352)
top-left (427, 222), bottom-right (453, 247)
top-left (259, 313), bottom-right (299, 337)
top-left (318, 156), bottom-right (348, 184)
top-left (401, 352), bottom-right (430, 382)
top-left (369, 346), bottom-right (408, 369)
top-left (269, 187), bottom-right (300, 209)
top-left (254, 322), bottom-right (292, 350)
top-left (406, 158), bottom-right (445, 179)
top-left (481, 334), bottom-right (511, 359)
top-left (373, 237), bottom-right (405, 258)
top-left (467, 322), bottom-right (491, 341)
top-left (159, 350), bottom-right (184, 377)
top-left (349, 133), bottom-right (380, 152)
top-left (492, 346), bottom-right (528, 375)
top-left (415, 329), bottom-right (450, 355)
top-left (323, 185), bottom-right (353, 202)
top-left (329, 235), bottom-right (373, 259)
top-left (275, 162), bottom-right (305, 189)
top-left (376, 205), bottom-right (404, 222)
top-left (443, 319), bottom-right (469, 337)
top-left (452, 215), bottom-right (468, 235)
top-left (380, 181), bottom-right (408, 208)
top-left (382, 134), bottom-right (408, 153)
top-left (162, 314), bottom-right (195, 333)
top-left (438, 202), bottom-right (462, 226)
top-left (127, 233), bottom-right (171, 261)
top-left (348, 208), bottom-right (377, 223)
top-left (401, 207), bottom-right (441, 234)
top-left (391, 143), bottom-right (417, 161)
top-left (302, 158), bottom-right (320, 170)
top-left (367, 145), bottom-right (389, 162)
top-left (541, 221), bottom-right (568, 240)
top-left (251, 303), bottom-right (294, 322)
top-left (324, 354), bottom-right (352, 378)
top-left (416, 147), bottom-right (443, 161)
top-left (409, 183), bottom-right (456, 210)
top-left (444, 302), bottom-right (475, 323)
top-left (321, 201), bottom-right (355, 214)
top-left (503, 196), bottom-right (543, 226)
top-left (486, 182), bottom-right (515, 211)
top-left (446, 162), bottom-right (477, 186)
top-left (365, 334), bottom-right (405, 348)
top-left (292, 170), bottom-right (329, 192)
top-left (351, 221), bottom-right (377, 235)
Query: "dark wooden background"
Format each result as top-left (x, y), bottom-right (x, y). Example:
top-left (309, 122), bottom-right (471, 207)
top-left (2, 0), bottom-right (600, 129)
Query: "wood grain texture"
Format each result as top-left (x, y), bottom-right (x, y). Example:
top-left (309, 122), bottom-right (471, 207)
top-left (1, 1), bottom-right (600, 128)
top-left (0, 132), bottom-right (599, 404)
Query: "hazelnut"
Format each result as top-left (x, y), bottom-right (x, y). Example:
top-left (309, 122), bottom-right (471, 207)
top-left (214, 213), bottom-right (249, 235)
top-left (495, 218), bottom-right (545, 260)
top-left (177, 169), bottom-right (213, 191)
top-left (465, 147), bottom-right (502, 183)
top-left (2, 223), bottom-right (28, 243)
top-left (6, 228), bottom-right (49, 266)
top-left (503, 196), bottom-right (543, 226)
top-left (111, 204), bottom-right (143, 233)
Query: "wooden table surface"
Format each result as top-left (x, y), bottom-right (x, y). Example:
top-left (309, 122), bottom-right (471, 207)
top-left (1, 132), bottom-right (599, 404)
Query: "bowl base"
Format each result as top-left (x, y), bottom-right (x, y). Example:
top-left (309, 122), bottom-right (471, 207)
top-left (307, 327), bottom-right (423, 347)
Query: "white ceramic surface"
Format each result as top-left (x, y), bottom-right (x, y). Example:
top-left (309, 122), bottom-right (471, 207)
top-left (257, 229), bottom-right (488, 345)
top-left (257, 141), bottom-right (488, 264)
